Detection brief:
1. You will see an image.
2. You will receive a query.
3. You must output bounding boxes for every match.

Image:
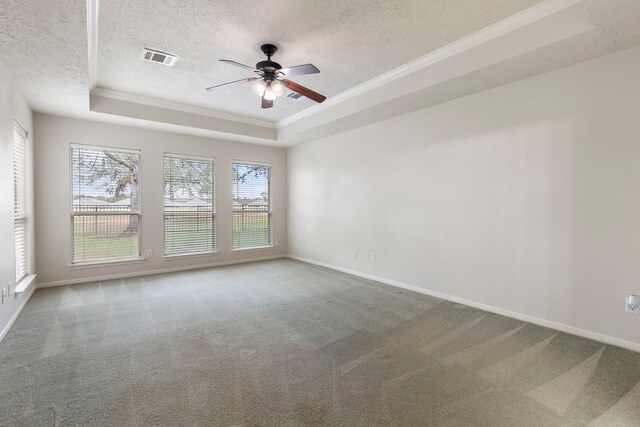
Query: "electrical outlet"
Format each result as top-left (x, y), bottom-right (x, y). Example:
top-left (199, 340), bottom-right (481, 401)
top-left (1, 287), bottom-right (6, 305)
top-left (146, 249), bottom-right (153, 258)
top-left (275, 238), bottom-right (280, 246)
top-left (353, 250), bottom-right (358, 259)
top-left (625, 294), bottom-right (640, 315)
top-left (370, 252), bottom-right (376, 262)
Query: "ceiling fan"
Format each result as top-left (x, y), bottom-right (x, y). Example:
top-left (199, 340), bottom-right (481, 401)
top-left (206, 44), bottom-right (326, 109)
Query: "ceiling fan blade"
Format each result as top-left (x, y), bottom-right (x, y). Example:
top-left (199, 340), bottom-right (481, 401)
top-left (262, 96), bottom-right (273, 109)
top-left (277, 63), bottom-right (320, 77)
top-left (206, 77), bottom-right (258, 91)
top-left (281, 79), bottom-right (326, 103)
top-left (219, 59), bottom-right (261, 73)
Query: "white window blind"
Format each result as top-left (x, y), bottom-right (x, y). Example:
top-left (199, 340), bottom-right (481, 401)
top-left (232, 162), bottom-right (271, 249)
top-left (14, 122), bottom-right (28, 283)
top-left (163, 155), bottom-right (215, 255)
top-left (71, 145), bottom-right (141, 263)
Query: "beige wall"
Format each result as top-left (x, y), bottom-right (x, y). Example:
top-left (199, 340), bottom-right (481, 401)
top-left (34, 114), bottom-right (287, 285)
top-left (287, 46), bottom-right (640, 347)
top-left (0, 64), bottom-right (34, 339)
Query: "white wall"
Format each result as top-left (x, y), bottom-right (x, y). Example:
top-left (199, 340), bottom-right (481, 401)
top-left (34, 114), bottom-right (287, 285)
top-left (0, 64), bottom-right (34, 340)
top-left (288, 46), bottom-right (640, 347)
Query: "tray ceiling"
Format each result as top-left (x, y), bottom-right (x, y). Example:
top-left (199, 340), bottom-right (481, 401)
top-left (97, 0), bottom-right (543, 121)
top-left (1, 0), bottom-right (640, 145)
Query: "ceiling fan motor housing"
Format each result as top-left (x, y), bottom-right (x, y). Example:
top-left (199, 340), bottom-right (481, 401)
top-left (256, 60), bottom-right (281, 72)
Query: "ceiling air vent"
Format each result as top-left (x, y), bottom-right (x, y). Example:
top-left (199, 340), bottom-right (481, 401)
top-left (141, 48), bottom-right (178, 66)
top-left (286, 92), bottom-right (303, 100)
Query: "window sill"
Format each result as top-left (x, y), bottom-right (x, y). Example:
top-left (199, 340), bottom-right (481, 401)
top-left (162, 251), bottom-right (219, 260)
top-left (67, 257), bottom-right (146, 269)
top-left (232, 245), bottom-right (275, 253)
top-left (15, 274), bottom-right (37, 296)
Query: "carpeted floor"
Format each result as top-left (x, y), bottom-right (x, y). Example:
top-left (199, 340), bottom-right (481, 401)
top-left (1, 259), bottom-right (639, 426)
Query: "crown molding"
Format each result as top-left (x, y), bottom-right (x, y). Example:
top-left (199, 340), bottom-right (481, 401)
top-left (91, 87), bottom-right (276, 128)
top-left (82, 0), bottom-right (596, 147)
top-left (276, 0), bottom-right (588, 130)
top-left (89, 91), bottom-right (278, 144)
top-left (86, 0), bottom-right (99, 90)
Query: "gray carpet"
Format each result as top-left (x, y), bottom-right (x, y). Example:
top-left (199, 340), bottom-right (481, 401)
top-left (1, 259), bottom-right (639, 426)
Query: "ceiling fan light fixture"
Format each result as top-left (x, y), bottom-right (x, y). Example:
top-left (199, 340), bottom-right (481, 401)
top-left (271, 80), bottom-right (284, 97)
top-left (251, 80), bottom-right (267, 96)
top-left (263, 83), bottom-right (277, 101)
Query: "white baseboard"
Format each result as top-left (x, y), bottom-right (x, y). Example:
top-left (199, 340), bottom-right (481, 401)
top-left (287, 255), bottom-right (640, 354)
top-left (37, 255), bottom-right (286, 288)
top-left (0, 284), bottom-right (37, 344)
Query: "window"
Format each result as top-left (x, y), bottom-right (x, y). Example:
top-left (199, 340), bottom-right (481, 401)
top-left (163, 154), bottom-right (215, 256)
top-left (71, 145), bottom-right (141, 263)
top-left (232, 162), bottom-right (271, 249)
top-left (14, 121), bottom-right (28, 283)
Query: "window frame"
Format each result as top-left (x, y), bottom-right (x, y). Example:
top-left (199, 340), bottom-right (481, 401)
top-left (13, 120), bottom-right (29, 284)
top-left (231, 160), bottom-right (273, 251)
top-left (69, 143), bottom-right (143, 266)
top-left (162, 153), bottom-right (217, 257)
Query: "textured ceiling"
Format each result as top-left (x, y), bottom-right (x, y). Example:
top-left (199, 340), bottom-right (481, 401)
top-left (1, 0), bottom-right (640, 140)
top-left (279, 0), bottom-right (640, 144)
top-left (96, 0), bottom-right (543, 121)
top-left (0, 0), bottom-right (87, 116)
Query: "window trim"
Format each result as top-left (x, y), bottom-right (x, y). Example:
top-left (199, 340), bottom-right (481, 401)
top-left (15, 274), bottom-right (37, 295)
top-left (163, 153), bottom-right (216, 257)
top-left (69, 143), bottom-right (143, 265)
top-left (162, 250), bottom-right (219, 260)
top-left (231, 245), bottom-right (274, 253)
top-left (231, 160), bottom-right (274, 251)
top-left (67, 257), bottom-right (145, 269)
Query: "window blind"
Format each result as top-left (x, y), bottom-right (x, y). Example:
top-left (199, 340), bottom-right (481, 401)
top-left (163, 155), bottom-right (215, 255)
top-left (71, 146), bottom-right (141, 263)
top-left (232, 162), bottom-right (271, 249)
top-left (14, 122), bottom-right (27, 283)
